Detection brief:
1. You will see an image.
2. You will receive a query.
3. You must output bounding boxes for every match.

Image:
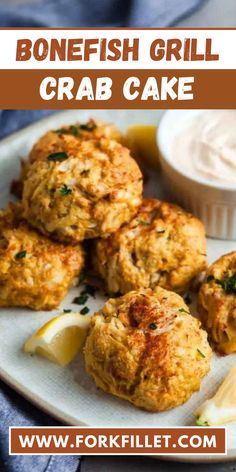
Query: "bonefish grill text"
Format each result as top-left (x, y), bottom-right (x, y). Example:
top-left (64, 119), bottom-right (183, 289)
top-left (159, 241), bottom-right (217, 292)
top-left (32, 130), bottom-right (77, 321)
top-left (16, 37), bottom-right (219, 62)
top-left (0, 28), bottom-right (235, 107)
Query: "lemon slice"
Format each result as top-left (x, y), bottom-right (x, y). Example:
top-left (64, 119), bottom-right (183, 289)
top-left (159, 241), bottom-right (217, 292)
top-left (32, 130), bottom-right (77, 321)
top-left (126, 124), bottom-right (160, 169)
top-left (24, 312), bottom-right (91, 367)
top-left (195, 365), bottom-right (236, 426)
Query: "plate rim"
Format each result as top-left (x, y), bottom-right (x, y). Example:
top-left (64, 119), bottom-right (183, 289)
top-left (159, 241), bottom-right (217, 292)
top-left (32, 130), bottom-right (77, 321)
top-left (1, 365), bottom-right (235, 463)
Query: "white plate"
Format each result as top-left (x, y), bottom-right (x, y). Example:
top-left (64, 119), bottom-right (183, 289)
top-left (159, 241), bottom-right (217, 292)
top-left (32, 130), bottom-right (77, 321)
top-left (0, 110), bottom-right (236, 463)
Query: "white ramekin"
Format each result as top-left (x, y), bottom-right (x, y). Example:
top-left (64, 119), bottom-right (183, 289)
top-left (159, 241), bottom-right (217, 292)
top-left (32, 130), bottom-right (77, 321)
top-left (157, 110), bottom-right (236, 240)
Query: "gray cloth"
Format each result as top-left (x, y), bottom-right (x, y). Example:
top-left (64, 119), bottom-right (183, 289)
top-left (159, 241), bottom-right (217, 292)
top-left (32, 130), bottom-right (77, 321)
top-left (0, 0), bottom-right (206, 27)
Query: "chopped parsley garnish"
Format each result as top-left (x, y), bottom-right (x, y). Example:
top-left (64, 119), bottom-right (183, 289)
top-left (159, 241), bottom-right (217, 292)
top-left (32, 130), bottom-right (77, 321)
top-left (15, 250), bottom-right (27, 260)
top-left (220, 273), bottom-right (236, 294)
top-left (73, 294), bottom-right (89, 305)
top-left (178, 308), bottom-right (189, 314)
top-left (55, 127), bottom-right (67, 134)
top-left (83, 284), bottom-right (96, 298)
top-left (59, 184), bottom-right (72, 196)
top-left (63, 309), bottom-right (72, 313)
top-left (72, 283), bottom-right (97, 307)
top-left (55, 122), bottom-right (96, 135)
top-left (55, 125), bottom-right (80, 137)
top-left (68, 125), bottom-right (80, 136)
top-left (149, 322), bottom-right (157, 330)
top-left (207, 273), bottom-right (236, 294)
top-left (137, 220), bottom-right (150, 225)
top-left (197, 348), bottom-right (206, 358)
top-left (79, 122), bottom-right (97, 132)
top-left (48, 152), bottom-right (69, 162)
top-left (80, 306), bottom-right (90, 315)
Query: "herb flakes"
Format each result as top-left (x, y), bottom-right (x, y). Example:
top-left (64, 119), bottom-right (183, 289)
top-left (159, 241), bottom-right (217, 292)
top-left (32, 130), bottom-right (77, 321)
top-left (137, 220), bottom-right (150, 225)
top-left (79, 122), bottom-right (97, 132)
top-left (149, 322), bottom-right (157, 330)
top-left (73, 294), bottom-right (89, 305)
top-left (197, 348), bottom-right (206, 358)
top-left (48, 152), bottom-right (68, 162)
top-left (59, 184), bottom-right (72, 196)
top-left (55, 125), bottom-right (80, 137)
top-left (82, 284), bottom-right (96, 298)
top-left (15, 250), bottom-right (27, 260)
top-left (80, 306), bottom-right (90, 315)
top-left (207, 273), bottom-right (236, 295)
top-left (220, 273), bottom-right (236, 294)
top-left (178, 308), bottom-right (189, 314)
top-left (72, 282), bottom-right (97, 308)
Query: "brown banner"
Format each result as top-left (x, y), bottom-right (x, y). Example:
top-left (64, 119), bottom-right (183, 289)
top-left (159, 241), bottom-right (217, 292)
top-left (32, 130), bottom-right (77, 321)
top-left (10, 427), bottom-right (226, 455)
top-left (0, 69), bottom-right (235, 108)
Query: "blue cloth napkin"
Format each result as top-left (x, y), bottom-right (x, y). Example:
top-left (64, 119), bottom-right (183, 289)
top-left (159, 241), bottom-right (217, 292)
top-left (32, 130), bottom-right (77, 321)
top-left (0, 0), bottom-right (206, 28)
top-left (0, 381), bottom-right (81, 472)
top-left (0, 1), bottom-right (206, 471)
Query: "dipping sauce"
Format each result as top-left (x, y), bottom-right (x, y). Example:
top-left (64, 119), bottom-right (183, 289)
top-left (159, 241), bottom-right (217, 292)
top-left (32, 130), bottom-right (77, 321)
top-left (172, 110), bottom-right (236, 186)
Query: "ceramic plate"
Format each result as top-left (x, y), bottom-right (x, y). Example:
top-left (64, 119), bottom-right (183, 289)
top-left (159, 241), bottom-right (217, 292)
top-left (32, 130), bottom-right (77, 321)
top-left (0, 110), bottom-right (235, 463)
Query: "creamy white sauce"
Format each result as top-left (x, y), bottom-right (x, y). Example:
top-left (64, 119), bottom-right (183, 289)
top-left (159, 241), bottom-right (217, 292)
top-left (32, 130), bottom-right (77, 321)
top-left (172, 110), bottom-right (236, 185)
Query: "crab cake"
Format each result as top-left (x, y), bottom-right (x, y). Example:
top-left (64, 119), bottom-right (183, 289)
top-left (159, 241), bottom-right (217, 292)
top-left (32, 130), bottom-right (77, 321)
top-left (22, 139), bottom-right (143, 243)
top-left (84, 287), bottom-right (211, 412)
top-left (198, 251), bottom-right (236, 355)
top-left (12, 119), bottom-right (122, 198)
top-left (94, 198), bottom-right (207, 295)
top-left (0, 203), bottom-right (84, 310)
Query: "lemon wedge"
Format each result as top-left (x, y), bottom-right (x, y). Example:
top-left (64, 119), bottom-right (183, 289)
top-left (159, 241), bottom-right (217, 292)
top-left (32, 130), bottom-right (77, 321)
top-left (24, 312), bottom-right (91, 367)
top-left (126, 124), bottom-right (160, 169)
top-left (195, 365), bottom-right (236, 426)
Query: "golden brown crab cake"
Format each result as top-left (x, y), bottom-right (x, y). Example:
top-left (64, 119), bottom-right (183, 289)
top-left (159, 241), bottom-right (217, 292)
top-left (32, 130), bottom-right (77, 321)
top-left (84, 287), bottom-right (211, 412)
top-left (12, 119), bottom-right (123, 198)
top-left (22, 139), bottom-right (143, 243)
top-left (94, 198), bottom-right (207, 295)
top-left (0, 203), bottom-right (84, 311)
top-left (198, 251), bottom-right (236, 355)
top-left (28, 119), bottom-right (122, 165)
